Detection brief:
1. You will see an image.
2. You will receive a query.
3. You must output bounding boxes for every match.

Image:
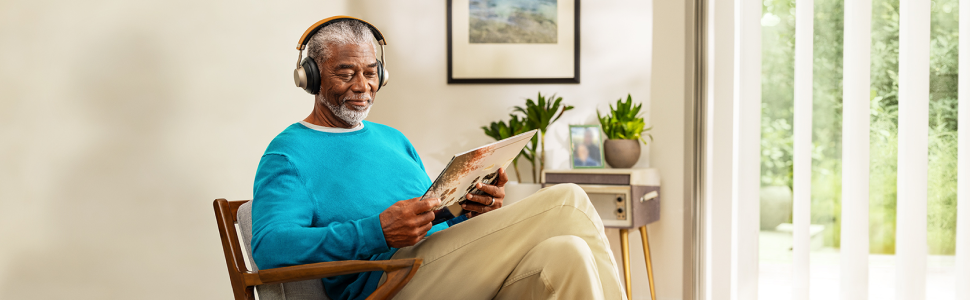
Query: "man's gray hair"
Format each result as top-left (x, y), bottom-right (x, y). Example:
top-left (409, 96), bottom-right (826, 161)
top-left (306, 20), bottom-right (377, 64)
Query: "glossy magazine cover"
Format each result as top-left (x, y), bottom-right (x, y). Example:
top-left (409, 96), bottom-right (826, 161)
top-left (423, 129), bottom-right (538, 210)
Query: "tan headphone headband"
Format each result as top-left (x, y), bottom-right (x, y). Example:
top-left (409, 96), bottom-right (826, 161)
top-left (296, 15), bottom-right (387, 51)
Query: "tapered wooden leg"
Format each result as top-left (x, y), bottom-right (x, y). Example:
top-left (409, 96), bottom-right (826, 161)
top-left (639, 226), bottom-right (656, 300)
top-left (620, 229), bottom-right (632, 300)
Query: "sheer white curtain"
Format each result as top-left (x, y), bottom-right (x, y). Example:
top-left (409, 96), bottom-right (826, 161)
top-left (701, 0), bottom-right (970, 299)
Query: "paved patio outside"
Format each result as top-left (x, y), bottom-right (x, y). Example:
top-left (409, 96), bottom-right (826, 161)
top-left (759, 228), bottom-right (956, 299)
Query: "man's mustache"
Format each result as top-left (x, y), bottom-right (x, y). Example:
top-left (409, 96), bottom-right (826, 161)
top-left (341, 95), bottom-right (372, 105)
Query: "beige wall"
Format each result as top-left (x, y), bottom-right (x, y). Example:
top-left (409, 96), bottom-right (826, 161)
top-left (0, 0), bottom-right (686, 299)
top-left (642, 0), bottom-right (687, 299)
top-left (348, 0), bottom-right (653, 176)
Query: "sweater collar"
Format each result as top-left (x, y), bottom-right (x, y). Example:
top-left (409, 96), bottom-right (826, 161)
top-left (298, 120), bottom-right (365, 133)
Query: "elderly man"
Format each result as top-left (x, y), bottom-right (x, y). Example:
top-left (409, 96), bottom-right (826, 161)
top-left (252, 17), bottom-right (625, 300)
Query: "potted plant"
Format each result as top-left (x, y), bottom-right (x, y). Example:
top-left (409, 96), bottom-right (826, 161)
top-left (514, 92), bottom-right (574, 183)
top-left (481, 92), bottom-right (573, 204)
top-left (481, 114), bottom-right (528, 182)
top-left (597, 94), bottom-right (652, 168)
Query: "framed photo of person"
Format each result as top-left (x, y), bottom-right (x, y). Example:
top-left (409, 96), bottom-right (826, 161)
top-left (447, 0), bottom-right (580, 83)
top-left (569, 125), bottom-right (605, 169)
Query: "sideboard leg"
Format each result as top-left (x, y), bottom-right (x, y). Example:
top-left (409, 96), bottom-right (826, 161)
top-left (620, 229), bottom-right (632, 300)
top-left (639, 226), bottom-right (656, 300)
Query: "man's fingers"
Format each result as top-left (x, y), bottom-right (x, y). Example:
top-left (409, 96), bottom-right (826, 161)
top-left (475, 183), bottom-right (504, 199)
top-left (495, 168), bottom-right (509, 187)
top-left (462, 202), bottom-right (489, 213)
top-left (383, 197), bottom-right (442, 248)
top-left (419, 221), bottom-right (433, 235)
top-left (418, 210), bottom-right (436, 224)
top-left (412, 197), bottom-right (441, 213)
top-left (464, 192), bottom-right (493, 205)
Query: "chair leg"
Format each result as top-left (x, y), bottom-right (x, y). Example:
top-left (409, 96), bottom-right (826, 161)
top-left (620, 229), bottom-right (632, 300)
top-left (639, 226), bottom-right (656, 300)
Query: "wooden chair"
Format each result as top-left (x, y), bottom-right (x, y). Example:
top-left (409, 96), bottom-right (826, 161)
top-left (213, 198), bottom-right (422, 300)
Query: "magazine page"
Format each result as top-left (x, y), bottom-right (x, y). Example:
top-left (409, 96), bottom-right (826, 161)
top-left (423, 130), bottom-right (538, 210)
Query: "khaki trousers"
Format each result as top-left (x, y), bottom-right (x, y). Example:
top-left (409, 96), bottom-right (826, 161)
top-left (387, 183), bottom-right (626, 300)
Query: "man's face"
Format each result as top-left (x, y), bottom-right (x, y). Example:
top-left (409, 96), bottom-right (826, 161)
top-left (318, 42), bottom-right (379, 125)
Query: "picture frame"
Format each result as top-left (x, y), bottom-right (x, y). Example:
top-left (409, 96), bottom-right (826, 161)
top-left (569, 125), bottom-right (605, 169)
top-left (447, 0), bottom-right (580, 84)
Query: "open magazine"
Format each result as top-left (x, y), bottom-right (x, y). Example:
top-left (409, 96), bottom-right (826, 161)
top-left (422, 129), bottom-right (538, 211)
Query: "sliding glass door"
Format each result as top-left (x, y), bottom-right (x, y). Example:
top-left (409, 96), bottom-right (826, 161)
top-left (700, 0), bottom-right (966, 299)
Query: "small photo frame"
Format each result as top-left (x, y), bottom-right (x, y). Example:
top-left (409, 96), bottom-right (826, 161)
top-left (569, 125), bottom-right (605, 169)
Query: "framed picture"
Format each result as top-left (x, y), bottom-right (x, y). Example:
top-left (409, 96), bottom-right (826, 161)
top-left (447, 0), bottom-right (580, 84)
top-left (569, 125), bottom-right (605, 169)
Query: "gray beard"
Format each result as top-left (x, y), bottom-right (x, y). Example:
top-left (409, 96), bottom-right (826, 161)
top-left (322, 96), bottom-right (372, 127)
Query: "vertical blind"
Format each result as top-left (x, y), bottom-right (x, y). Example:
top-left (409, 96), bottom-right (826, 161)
top-left (707, 0), bottom-right (969, 299)
top-left (895, 0), bottom-right (931, 299)
top-left (791, 0), bottom-right (813, 299)
top-left (734, 0), bottom-right (762, 298)
top-left (840, 0), bottom-right (872, 298)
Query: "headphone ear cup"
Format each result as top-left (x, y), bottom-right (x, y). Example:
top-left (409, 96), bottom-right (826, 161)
top-left (302, 57), bottom-right (321, 95)
top-left (377, 60), bottom-right (388, 91)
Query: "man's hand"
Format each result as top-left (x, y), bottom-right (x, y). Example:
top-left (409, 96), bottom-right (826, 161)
top-left (379, 196), bottom-right (441, 248)
top-left (461, 168), bottom-right (509, 218)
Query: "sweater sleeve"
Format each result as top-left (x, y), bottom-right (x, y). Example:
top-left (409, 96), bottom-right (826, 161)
top-left (251, 154), bottom-right (390, 270)
top-left (446, 214), bottom-right (469, 227)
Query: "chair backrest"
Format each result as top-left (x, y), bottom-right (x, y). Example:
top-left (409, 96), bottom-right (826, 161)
top-left (213, 198), bottom-right (258, 300)
top-left (237, 201), bottom-right (328, 300)
top-left (214, 199), bottom-right (328, 300)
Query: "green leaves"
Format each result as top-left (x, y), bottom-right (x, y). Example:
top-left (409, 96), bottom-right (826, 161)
top-left (513, 92), bottom-right (575, 134)
top-left (481, 92), bottom-right (573, 183)
top-left (481, 113), bottom-right (527, 141)
top-left (481, 113), bottom-right (530, 182)
top-left (597, 94), bottom-right (653, 144)
top-left (513, 92), bottom-right (574, 182)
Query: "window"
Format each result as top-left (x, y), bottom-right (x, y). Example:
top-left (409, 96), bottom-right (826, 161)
top-left (703, 0), bottom-right (966, 299)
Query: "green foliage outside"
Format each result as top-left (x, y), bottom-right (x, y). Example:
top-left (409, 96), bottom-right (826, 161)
top-left (760, 0), bottom-right (959, 254)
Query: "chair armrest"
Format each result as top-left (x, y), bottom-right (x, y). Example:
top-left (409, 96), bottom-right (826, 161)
top-left (242, 258), bottom-right (422, 300)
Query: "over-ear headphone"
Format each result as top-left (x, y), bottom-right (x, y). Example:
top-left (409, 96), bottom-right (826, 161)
top-left (293, 16), bottom-right (389, 95)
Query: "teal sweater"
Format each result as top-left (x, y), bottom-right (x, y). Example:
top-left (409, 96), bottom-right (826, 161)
top-left (252, 121), bottom-right (464, 300)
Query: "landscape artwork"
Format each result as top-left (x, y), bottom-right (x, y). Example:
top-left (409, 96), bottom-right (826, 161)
top-left (469, 0), bottom-right (558, 44)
